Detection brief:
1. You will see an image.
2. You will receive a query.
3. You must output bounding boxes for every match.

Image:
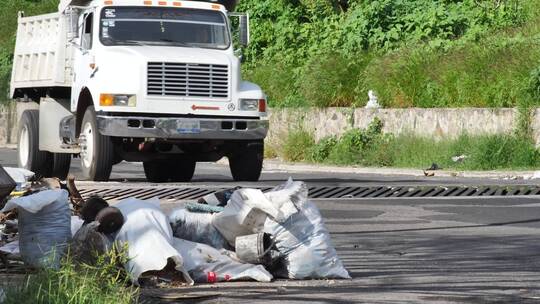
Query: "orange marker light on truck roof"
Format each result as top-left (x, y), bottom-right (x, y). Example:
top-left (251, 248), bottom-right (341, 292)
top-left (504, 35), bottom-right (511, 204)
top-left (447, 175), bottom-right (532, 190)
top-left (158, 1), bottom-right (167, 5)
top-left (104, 0), bottom-right (113, 5)
top-left (144, 0), bottom-right (152, 5)
top-left (172, 1), bottom-right (181, 6)
top-left (211, 4), bottom-right (221, 9)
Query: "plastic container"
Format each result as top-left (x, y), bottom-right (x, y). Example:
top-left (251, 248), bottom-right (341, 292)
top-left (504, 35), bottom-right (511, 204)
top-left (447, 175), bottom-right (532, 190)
top-left (235, 233), bottom-right (272, 265)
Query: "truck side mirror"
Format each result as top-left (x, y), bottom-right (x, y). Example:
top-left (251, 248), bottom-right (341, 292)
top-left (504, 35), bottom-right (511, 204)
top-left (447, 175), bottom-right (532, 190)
top-left (239, 14), bottom-right (250, 47)
top-left (234, 49), bottom-right (245, 63)
top-left (66, 8), bottom-right (80, 40)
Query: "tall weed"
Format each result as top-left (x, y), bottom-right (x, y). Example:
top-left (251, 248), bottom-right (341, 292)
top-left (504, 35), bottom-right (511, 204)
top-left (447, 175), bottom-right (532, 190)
top-left (4, 246), bottom-right (138, 304)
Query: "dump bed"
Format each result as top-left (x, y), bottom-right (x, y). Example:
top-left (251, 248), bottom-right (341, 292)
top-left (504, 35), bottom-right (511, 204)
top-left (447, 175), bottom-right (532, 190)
top-left (10, 12), bottom-right (73, 98)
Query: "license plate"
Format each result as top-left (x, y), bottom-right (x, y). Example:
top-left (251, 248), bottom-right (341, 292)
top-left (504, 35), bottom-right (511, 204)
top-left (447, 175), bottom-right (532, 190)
top-left (176, 121), bottom-right (201, 134)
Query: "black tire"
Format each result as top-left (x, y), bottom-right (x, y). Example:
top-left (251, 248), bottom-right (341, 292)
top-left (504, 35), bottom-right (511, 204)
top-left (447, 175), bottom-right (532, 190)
top-left (229, 142), bottom-right (264, 182)
top-left (51, 153), bottom-right (71, 180)
top-left (17, 110), bottom-right (53, 177)
top-left (170, 159), bottom-right (196, 182)
top-left (143, 161), bottom-right (170, 183)
top-left (80, 106), bottom-right (114, 181)
top-left (112, 153), bottom-right (123, 165)
top-left (144, 159), bottom-right (196, 183)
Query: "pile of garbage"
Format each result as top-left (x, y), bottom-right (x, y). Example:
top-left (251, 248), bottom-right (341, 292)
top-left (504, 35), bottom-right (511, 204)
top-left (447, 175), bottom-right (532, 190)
top-left (0, 166), bottom-right (350, 286)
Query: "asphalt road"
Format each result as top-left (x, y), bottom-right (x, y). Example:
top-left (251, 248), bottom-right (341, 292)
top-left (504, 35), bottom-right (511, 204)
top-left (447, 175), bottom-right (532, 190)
top-left (2, 148), bottom-right (540, 303)
top-left (0, 147), bottom-right (534, 187)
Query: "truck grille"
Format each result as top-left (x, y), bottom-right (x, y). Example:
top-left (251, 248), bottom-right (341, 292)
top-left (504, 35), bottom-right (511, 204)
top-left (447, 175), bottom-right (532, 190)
top-left (147, 62), bottom-right (229, 99)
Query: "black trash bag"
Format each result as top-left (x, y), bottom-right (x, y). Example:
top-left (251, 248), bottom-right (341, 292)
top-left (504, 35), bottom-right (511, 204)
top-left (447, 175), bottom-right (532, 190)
top-left (70, 222), bottom-right (113, 265)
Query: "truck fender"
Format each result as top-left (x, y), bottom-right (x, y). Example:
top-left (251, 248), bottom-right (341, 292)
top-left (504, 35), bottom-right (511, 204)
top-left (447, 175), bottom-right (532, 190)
top-left (75, 87), bottom-right (94, 136)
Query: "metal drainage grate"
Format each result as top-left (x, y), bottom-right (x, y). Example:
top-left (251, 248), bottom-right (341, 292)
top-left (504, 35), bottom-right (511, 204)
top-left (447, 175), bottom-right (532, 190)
top-left (77, 185), bottom-right (540, 201)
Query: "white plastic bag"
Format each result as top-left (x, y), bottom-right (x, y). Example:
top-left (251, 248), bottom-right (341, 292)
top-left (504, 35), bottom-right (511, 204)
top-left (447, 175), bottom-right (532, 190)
top-left (169, 209), bottom-right (229, 250)
top-left (264, 179), bottom-right (307, 215)
top-left (3, 190), bottom-right (71, 268)
top-left (71, 216), bottom-right (84, 236)
top-left (264, 180), bottom-right (351, 279)
top-left (172, 238), bottom-right (273, 283)
top-left (212, 188), bottom-right (299, 247)
top-left (114, 197), bottom-right (193, 285)
top-left (0, 240), bottom-right (19, 255)
top-left (1, 189), bottom-right (66, 214)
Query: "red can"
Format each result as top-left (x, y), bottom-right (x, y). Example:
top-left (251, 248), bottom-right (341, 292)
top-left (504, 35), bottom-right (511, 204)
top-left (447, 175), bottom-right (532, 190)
top-left (207, 271), bottom-right (217, 283)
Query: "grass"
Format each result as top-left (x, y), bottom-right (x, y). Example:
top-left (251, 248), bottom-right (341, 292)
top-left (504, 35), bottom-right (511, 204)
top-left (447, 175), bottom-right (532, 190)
top-left (276, 120), bottom-right (540, 171)
top-left (384, 134), bottom-right (540, 171)
top-left (248, 24), bottom-right (540, 109)
top-left (3, 247), bottom-right (138, 304)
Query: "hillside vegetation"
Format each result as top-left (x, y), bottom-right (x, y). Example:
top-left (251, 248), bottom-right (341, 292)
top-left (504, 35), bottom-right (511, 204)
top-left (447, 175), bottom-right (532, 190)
top-left (238, 0), bottom-right (540, 108)
top-left (1, 0), bottom-right (539, 108)
top-left (0, 0), bottom-right (58, 104)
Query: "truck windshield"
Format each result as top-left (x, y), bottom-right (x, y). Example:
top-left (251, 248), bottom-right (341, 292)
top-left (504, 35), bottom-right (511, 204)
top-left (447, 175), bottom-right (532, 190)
top-left (100, 6), bottom-right (230, 49)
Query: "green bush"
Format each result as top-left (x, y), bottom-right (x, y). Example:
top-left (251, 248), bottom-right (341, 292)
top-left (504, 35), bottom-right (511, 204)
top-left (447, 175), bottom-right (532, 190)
top-left (0, 48), bottom-right (12, 103)
top-left (528, 66), bottom-right (540, 101)
top-left (243, 62), bottom-right (306, 108)
top-left (308, 135), bottom-right (338, 163)
top-left (0, 0), bottom-right (60, 104)
top-left (282, 129), bottom-right (315, 162)
top-left (326, 118), bottom-right (385, 164)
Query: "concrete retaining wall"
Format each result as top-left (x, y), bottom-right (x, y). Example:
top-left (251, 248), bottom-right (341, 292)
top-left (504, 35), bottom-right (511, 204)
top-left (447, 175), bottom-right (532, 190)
top-left (267, 107), bottom-right (540, 146)
top-left (1, 105), bottom-right (538, 146)
top-left (0, 103), bottom-right (18, 146)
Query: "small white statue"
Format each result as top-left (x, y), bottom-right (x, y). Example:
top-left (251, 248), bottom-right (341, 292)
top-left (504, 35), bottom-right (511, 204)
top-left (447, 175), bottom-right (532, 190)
top-left (365, 90), bottom-right (381, 108)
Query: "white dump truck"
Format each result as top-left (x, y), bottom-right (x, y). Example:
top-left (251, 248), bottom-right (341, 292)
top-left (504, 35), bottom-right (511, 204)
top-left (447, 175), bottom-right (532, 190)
top-left (10, 0), bottom-right (268, 182)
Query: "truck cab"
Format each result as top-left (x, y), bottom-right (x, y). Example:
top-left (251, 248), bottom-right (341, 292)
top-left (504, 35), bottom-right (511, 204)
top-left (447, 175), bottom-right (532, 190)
top-left (11, 0), bottom-right (268, 182)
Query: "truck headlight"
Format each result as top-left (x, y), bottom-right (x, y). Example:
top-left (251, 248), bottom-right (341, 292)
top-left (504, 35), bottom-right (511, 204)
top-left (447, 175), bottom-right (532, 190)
top-left (100, 94), bottom-right (137, 107)
top-left (240, 99), bottom-right (266, 112)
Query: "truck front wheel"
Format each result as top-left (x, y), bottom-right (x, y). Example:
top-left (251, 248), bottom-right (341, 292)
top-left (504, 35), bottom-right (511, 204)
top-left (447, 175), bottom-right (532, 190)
top-left (79, 106), bottom-right (114, 181)
top-left (170, 159), bottom-right (196, 182)
top-left (229, 142), bottom-right (264, 182)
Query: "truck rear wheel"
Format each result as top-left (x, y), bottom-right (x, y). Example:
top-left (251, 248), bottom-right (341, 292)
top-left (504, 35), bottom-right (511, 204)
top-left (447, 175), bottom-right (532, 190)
top-left (144, 159), bottom-right (196, 183)
top-left (51, 153), bottom-right (71, 180)
top-left (229, 142), bottom-right (264, 182)
top-left (80, 106), bottom-right (114, 181)
top-left (143, 161), bottom-right (169, 183)
top-left (17, 110), bottom-right (53, 176)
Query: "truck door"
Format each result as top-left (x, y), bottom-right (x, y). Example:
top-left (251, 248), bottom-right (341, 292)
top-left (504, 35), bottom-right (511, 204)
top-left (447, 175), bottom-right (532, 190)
top-left (72, 11), bottom-right (95, 111)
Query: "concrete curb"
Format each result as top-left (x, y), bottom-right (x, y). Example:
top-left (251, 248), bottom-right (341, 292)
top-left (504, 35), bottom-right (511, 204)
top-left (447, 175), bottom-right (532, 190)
top-left (252, 159), bottom-right (539, 180)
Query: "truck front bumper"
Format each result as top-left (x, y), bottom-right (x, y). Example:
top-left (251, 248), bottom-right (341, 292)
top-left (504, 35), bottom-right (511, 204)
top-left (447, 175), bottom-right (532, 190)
top-left (96, 116), bottom-right (269, 140)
